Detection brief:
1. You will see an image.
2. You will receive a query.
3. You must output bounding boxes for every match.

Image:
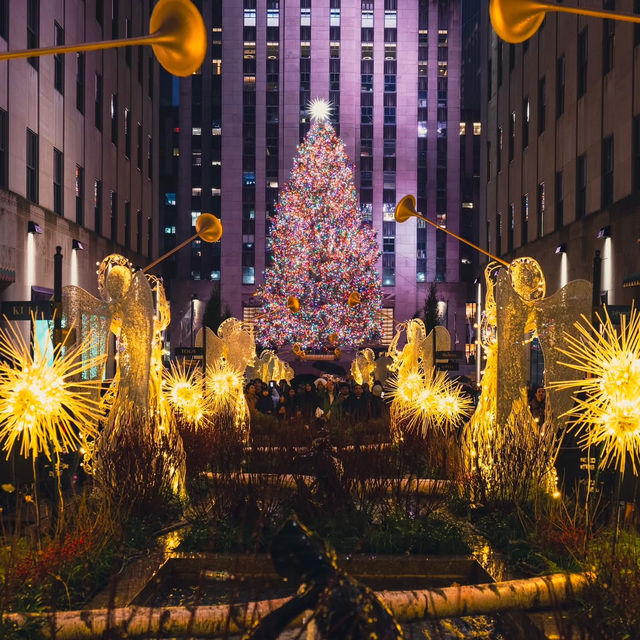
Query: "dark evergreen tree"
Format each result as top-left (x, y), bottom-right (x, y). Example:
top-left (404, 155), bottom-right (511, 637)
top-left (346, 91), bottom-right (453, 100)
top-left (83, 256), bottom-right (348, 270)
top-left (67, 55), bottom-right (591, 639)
top-left (203, 286), bottom-right (231, 333)
top-left (422, 282), bottom-right (441, 335)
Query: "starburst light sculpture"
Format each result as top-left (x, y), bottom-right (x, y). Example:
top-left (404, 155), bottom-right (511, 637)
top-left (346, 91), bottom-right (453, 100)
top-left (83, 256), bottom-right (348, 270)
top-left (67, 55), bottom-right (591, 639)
top-left (163, 360), bottom-right (205, 426)
top-left (0, 318), bottom-right (105, 461)
top-left (553, 306), bottom-right (640, 475)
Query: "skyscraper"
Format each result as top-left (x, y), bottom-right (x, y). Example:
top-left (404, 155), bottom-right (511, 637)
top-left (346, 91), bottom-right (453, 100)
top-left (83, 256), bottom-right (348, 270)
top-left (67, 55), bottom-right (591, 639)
top-left (0, 0), bottom-right (159, 311)
top-left (162, 0), bottom-right (479, 356)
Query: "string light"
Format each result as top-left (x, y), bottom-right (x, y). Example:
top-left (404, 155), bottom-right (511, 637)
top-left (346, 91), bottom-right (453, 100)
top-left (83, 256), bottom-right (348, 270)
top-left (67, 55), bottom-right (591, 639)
top-left (256, 120), bottom-right (382, 349)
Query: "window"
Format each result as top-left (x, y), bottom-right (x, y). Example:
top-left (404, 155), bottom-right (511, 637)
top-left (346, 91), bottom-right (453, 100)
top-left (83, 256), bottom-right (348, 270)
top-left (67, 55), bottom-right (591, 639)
top-left (147, 136), bottom-right (153, 178)
top-left (110, 190), bottom-right (117, 241)
top-left (522, 97), bottom-right (529, 149)
top-left (125, 18), bottom-right (131, 66)
top-left (602, 135), bottom-right (614, 207)
top-left (54, 23), bottom-right (64, 93)
top-left (94, 73), bottom-right (103, 130)
top-left (508, 111), bottom-right (515, 161)
top-left (27, 0), bottom-right (39, 70)
top-left (124, 107), bottom-right (131, 158)
top-left (111, 0), bottom-right (118, 39)
top-left (124, 201), bottom-right (131, 249)
top-left (26, 129), bottom-right (38, 203)
top-left (110, 93), bottom-right (118, 145)
top-left (96, 0), bottom-right (103, 26)
top-left (76, 53), bottom-right (85, 113)
top-left (537, 182), bottom-right (545, 237)
top-left (0, 0), bottom-right (8, 41)
top-left (53, 149), bottom-right (63, 215)
top-left (538, 76), bottom-right (545, 135)
top-left (136, 210), bottom-right (142, 254)
top-left (603, 19), bottom-right (615, 75)
top-left (576, 154), bottom-right (587, 219)
top-left (578, 28), bottom-right (588, 98)
top-left (362, 9), bottom-right (373, 28)
top-left (94, 179), bottom-right (102, 235)
top-left (521, 194), bottom-right (529, 245)
top-left (75, 165), bottom-right (84, 225)
top-left (556, 55), bottom-right (565, 117)
top-left (507, 203), bottom-right (514, 252)
top-left (555, 171), bottom-right (563, 230)
top-left (0, 108), bottom-right (7, 188)
top-left (137, 123), bottom-right (143, 170)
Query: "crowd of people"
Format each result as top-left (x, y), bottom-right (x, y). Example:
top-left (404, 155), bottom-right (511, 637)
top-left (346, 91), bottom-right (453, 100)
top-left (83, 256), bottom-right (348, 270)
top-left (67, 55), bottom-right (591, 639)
top-left (244, 378), bottom-right (387, 425)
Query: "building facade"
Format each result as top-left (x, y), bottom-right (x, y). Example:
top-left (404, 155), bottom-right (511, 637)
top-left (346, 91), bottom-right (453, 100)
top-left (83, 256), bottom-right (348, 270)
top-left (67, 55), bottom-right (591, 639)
top-left (0, 0), bottom-right (159, 313)
top-left (162, 0), bottom-right (480, 354)
top-left (481, 1), bottom-right (640, 317)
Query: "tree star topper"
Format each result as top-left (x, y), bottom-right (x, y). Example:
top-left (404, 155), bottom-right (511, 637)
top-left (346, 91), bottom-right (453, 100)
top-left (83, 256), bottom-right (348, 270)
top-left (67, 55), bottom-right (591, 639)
top-left (308, 97), bottom-right (333, 123)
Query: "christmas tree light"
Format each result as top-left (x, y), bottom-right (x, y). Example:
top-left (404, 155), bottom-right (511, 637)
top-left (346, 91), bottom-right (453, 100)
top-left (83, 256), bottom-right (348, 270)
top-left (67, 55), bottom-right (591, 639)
top-left (256, 109), bottom-right (382, 349)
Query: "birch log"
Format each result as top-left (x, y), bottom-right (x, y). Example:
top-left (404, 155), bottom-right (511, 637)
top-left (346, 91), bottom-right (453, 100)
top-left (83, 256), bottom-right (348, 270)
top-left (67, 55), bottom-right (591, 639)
top-left (3, 572), bottom-right (589, 639)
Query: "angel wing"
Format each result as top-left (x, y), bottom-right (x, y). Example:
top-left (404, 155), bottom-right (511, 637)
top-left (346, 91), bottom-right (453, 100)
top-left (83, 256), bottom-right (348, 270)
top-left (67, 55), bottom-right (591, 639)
top-left (195, 326), bottom-right (226, 367)
top-left (62, 285), bottom-right (111, 386)
top-left (533, 279), bottom-right (591, 430)
top-left (217, 318), bottom-right (256, 372)
top-left (374, 355), bottom-right (393, 384)
top-left (422, 326), bottom-right (452, 372)
top-left (495, 268), bottom-right (530, 426)
top-left (117, 271), bottom-right (154, 411)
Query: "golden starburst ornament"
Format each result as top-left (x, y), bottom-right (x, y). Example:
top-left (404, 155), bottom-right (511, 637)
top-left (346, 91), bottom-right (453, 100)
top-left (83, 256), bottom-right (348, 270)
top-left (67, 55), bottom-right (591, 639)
top-left (553, 306), bottom-right (640, 474)
top-left (163, 360), bottom-right (205, 425)
top-left (307, 97), bottom-right (333, 123)
top-left (0, 318), bottom-right (106, 461)
top-left (388, 368), bottom-right (473, 437)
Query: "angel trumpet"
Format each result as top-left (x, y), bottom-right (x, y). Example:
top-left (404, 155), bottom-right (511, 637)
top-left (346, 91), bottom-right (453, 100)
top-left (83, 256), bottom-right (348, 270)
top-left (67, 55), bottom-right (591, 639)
top-left (395, 195), bottom-right (508, 266)
top-left (0, 0), bottom-right (206, 77)
top-left (490, 0), bottom-right (640, 44)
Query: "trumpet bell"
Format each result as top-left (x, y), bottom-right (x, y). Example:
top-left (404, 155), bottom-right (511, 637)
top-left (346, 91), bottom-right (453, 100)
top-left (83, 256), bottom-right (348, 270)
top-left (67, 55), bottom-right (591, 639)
top-left (395, 195), bottom-right (418, 223)
top-left (195, 213), bottom-right (222, 243)
top-left (489, 0), bottom-right (546, 44)
top-left (287, 296), bottom-right (301, 314)
top-left (150, 0), bottom-right (207, 76)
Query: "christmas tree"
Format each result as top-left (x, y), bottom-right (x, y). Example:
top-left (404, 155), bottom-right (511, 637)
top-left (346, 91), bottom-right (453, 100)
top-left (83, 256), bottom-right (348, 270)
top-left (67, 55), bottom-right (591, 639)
top-left (256, 100), bottom-right (382, 350)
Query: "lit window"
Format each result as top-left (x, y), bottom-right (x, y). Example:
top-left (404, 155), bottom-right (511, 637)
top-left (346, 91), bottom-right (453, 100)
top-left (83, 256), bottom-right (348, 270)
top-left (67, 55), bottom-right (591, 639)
top-left (212, 160), bottom-right (221, 166)
top-left (191, 187), bottom-right (201, 196)
top-left (300, 7), bottom-right (310, 26)
top-left (192, 151), bottom-right (202, 166)
top-left (212, 126), bottom-right (221, 135)
top-left (243, 9), bottom-right (256, 26)
top-left (417, 272), bottom-right (426, 282)
top-left (192, 127), bottom-right (201, 135)
top-left (164, 226), bottom-right (176, 234)
top-left (191, 211), bottom-right (201, 226)
top-left (172, 147), bottom-right (180, 157)
top-left (418, 122), bottom-right (428, 137)
top-left (437, 213), bottom-right (447, 228)
top-left (211, 270), bottom-right (221, 280)
top-left (460, 122), bottom-right (466, 135)
top-left (462, 202), bottom-right (474, 209)
top-left (164, 192), bottom-right (176, 206)
top-left (473, 122), bottom-right (482, 135)
top-left (211, 188), bottom-right (221, 196)
top-left (362, 10), bottom-right (373, 28)
top-left (330, 8), bottom-right (340, 27)
top-left (267, 9), bottom-right (279, 27)
top-left (212, 59), bottom-right (221, 75)
top-left (384, 10), bottom-right (397, 28)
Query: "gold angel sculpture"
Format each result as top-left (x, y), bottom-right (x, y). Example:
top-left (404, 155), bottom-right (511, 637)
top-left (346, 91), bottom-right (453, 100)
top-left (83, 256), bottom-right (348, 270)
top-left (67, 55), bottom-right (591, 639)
top-left (246, 349), bottom-right (294, 385)
top-left (463, 257), bottom-right (591, 499)
top-left (195, 318), bottom-right (257, 440)
top-left (350, 348), bottom-right (376, 386)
